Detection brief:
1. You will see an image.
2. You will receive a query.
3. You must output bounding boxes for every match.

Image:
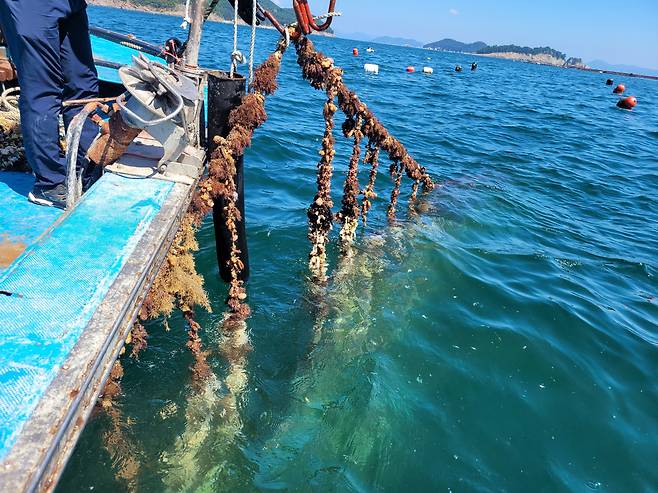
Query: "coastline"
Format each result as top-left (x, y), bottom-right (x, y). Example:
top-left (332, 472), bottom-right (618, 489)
top-left (475, 52), bottom-right (658, 80)
top-left (87, 0), bottom-right (334, 36)
top-left (426, 48), bottom-right (658, 80)
top-left (88, 0), bottom-right (262, 27)
top-left (475, 51), bottom-right (578, 68)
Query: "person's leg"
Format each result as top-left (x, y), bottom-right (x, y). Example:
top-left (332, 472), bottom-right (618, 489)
top-left (0, 0), bottom-right (66, 189)
top-left (59, 5), bottom-right (99, 182)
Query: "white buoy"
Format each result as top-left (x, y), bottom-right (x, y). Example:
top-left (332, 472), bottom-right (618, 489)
top-left (364, 63), bottom-right (379, 74)
top-left (423, 66), bottom-right (434, 74)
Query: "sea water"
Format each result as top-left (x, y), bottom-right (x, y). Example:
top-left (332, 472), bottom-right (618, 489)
top-left (58, 6), bottom-right (658, 492)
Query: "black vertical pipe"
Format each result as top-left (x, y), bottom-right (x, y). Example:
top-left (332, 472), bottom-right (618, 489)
top-left (207, 71), bottom-right (250, 283)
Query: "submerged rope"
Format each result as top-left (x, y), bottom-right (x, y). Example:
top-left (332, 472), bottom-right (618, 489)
top-left (307, 75), bottom-right (339, 281)
top-left (139, 32), bottom-right (434, 381)
top-left (338, 115), bottom-right (363, 250)
top-left (361, 140), bottom-right (380, 225)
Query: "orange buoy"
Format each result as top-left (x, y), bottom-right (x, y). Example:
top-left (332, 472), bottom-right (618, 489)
top-left (612, 84), bottom-right (625, 94)
top-left (617, 96), bottom-right (637, 110)
top-left (353, 48), bottom-right (359, 56)
top-left (406, 66), bottom-right (415, 73)
top-left (606, 78), bottom-right (614, 86)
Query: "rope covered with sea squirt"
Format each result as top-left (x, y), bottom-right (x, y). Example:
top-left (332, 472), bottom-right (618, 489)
top-left (188, 38), bottom-right (289, 322)
top-left (294, 36), bottom-right (435, 280)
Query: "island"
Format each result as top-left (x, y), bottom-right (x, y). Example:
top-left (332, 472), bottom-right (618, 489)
top-left (424, 38), bottom-right (587, 69)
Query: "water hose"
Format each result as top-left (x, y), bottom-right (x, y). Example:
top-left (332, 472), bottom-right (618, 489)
top-left (65, 104), bottom-right (97, 209)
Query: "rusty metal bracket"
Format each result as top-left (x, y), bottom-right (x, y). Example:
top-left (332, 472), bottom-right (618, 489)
top-left (258, 0), bottom-right (338, 39)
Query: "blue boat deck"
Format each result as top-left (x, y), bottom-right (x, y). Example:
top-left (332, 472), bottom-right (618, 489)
top-left (0, 33), bottom-right (205, 492)
top-left (0, 168), bottom-right (193, 491)
top-left (0, 173), bottom-right (62, 272)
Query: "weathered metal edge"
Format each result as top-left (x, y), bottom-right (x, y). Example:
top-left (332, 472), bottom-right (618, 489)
top-left (0, 179), bottom-right (195, 493)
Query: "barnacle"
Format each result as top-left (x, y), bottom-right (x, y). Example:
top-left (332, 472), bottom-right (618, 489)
top-left (338, 116), bottom-right (363, 250)
top-left (361, 140), bottom-right (380, 225)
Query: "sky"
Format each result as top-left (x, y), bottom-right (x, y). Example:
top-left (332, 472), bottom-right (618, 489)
top-left (272, 0), bottom-right (658, 70)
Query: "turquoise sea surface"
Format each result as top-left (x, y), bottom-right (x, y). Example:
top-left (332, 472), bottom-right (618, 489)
top-left (58, 6), bottom-right (658, 492)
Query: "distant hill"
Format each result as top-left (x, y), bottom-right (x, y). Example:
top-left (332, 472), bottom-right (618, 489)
top-left (423, 38), bottom-right (587, 68)
top-left (333, 31), bottom-right (374, 42)
top-left (90, 0), bottom-right (302, 29)
top-left (588, 59), bottom-right (658, 77)
top-left (478, 44), bottom-right (566, 60)
top-left (370, 36), bottom-right (424, 48)
top-left (424, 38), bottom-right (487, 53)
top-left (210, 0), bottom-right (298, 26)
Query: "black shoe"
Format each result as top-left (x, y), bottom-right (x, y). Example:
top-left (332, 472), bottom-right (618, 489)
top-left (81, 160), bottom-right (102, 193)
top-left (28, 183), bottom-right (67, 210)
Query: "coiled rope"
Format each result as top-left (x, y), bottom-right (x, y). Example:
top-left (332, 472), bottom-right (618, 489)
top-left (0, 85), bottom-right (25, 171)
top-left (0, 85), bottom-right (19, 113)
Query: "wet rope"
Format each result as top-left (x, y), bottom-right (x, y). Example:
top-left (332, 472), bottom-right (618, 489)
top-left (307, 74), bottom-right (338, 281)
top-left (295, 36), bottom-right (434, 277)
top-left (338, 115), bottom-right (363, 250)
top-left (141, 33), bottom-right (433, 361)
top-left (187, 37), bottom-right (289, 322)
top-left (361, 140), bottom-right (379, 225)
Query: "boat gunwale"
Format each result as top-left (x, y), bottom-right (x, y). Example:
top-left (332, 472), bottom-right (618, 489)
top-left (0, 174), bottom-right (197, 492)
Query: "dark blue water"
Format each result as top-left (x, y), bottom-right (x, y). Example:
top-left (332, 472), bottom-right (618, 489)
top-left (58, 6), bottom-right (658, 492)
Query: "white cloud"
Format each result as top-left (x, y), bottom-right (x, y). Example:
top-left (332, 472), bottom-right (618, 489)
top-left (449, 8), bottom-right (459, 16)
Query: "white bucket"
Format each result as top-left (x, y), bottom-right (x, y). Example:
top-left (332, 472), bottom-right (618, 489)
top-left (364, 63), bottom-right (379, 74)
top-left (422, 66), bottom-right (434, 74)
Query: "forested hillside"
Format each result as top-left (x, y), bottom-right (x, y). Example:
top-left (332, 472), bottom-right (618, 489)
top-left (111, 0), bottom-right (298, 26)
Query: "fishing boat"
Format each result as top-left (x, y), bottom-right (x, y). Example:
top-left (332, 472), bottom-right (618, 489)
top-left (0, 2), bottom-right (256, 490)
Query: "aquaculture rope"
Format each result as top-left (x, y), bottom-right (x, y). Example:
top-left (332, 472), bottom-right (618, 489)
top-left (180, 0), bottom-right (191, 29)
top-left (249, 0), bottom-right (257, 85)
top-left (230, 0), bottom-right (241, 77)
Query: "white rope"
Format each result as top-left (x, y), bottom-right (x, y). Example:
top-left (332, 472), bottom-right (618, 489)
top-left (313, 11), bottom-right (342, 21)
top-left (180, 0), bottom-right (191, 29)
top-left (230, 0), bottom-right (240, 77)
top-left (283, 27), bottom-right (290, 49)
top-left (248, 0), bottom-right (257, 87)
top-left (0, 86), bottom-right (19, 112)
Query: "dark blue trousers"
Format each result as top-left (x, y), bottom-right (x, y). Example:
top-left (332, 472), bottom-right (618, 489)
top-left (0, 0), bottom-right (98, 188)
